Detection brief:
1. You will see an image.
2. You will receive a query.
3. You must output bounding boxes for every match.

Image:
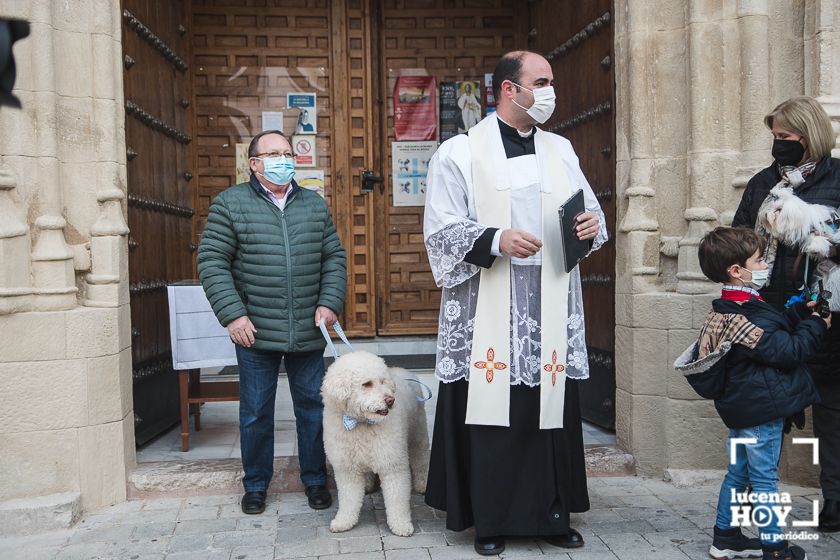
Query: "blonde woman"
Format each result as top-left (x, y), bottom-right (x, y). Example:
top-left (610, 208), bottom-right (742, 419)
top-left (733, 96), bottom-right (840, 546)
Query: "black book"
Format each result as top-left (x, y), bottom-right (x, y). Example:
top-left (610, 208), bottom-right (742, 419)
top-left (557, 189), bottom-right (593, 273)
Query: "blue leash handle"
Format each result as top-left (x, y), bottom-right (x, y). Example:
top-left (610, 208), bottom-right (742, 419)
top-left (319, 319), bottom-right (354, 359)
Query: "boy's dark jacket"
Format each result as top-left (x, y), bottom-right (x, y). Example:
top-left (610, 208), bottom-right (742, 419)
top-left (674, 297), bottom-right (825, 429)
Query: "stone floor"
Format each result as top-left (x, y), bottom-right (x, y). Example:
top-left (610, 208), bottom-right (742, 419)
top-left (136, 372), bottom-right (616, 463)
top-left (4, 476), bottom-right (840, 560)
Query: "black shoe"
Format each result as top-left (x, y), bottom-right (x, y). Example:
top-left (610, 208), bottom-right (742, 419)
top-left (474, 536), bottom-right (505, 556)
top-left (709, 526), bottom-right (762, 558)
top-left (542, 528), bottom-right (585, 548)
top-left (762, 541), bottom-right (807, 560)
top-left (305, 485), bottom-right (332, 510)
top-left (819, 498), bottom-right (840, 532)
top-left (240, 491), bottom-right (266, 515)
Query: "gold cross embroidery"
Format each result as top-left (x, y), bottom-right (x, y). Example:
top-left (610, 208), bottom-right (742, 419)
top-left (474, 347), bottom-right (507, 383)
top-left (543, 350), bottom-right (566, 386)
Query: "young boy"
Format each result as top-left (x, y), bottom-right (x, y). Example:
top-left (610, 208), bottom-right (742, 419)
top-left (675, 227), bottom-right (830, 560)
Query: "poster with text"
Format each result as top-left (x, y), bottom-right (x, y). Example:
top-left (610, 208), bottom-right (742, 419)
top-left (393, 76), bottom-right (436, 140)
top-left (261, 111), bottom-right (283, 132)
top-left (235, 143), bottom-right (250, 184)
top-left (287, 93), bottom-right (317, 134)
top-left (456, 81), bottom-right (481, 133)
top-left (392, 141), bottom-right (437, 207)
top-left (292, 135), bottom-right (317, 167)
top-left (439, 82), bottom-right (459, 142)
top-left (296, 169), bottom-right (324, 198)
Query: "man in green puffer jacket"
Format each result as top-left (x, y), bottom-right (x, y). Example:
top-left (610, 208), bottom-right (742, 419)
top-left (198, 130), bottom-right (346, 515)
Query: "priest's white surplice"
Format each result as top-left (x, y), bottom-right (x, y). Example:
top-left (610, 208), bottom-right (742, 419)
top-left (423, 113), bottom-right (608, 398)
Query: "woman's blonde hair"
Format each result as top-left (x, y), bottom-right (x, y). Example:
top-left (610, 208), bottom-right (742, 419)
top-left (764, 96), bottom-right (837, 160)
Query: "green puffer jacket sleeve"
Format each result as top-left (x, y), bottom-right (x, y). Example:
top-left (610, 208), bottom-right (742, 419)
top-left (197, 197), bottom-right (247, 327)
top-left (317, 211), bottom-right (346, 315)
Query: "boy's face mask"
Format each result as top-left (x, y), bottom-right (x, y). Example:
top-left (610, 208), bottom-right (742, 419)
top-left (741, 267), bottom-right (769, 290)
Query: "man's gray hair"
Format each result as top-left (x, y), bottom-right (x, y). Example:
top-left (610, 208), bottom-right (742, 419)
top-left (248, 130), bottom-right (287, 158)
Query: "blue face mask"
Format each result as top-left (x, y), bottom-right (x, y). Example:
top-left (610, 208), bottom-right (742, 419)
top-left (259, 155), bottom-right (295, 185)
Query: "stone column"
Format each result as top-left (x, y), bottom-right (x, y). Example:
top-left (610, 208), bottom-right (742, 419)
top-left (614, 0), bottom-right (671, 476)
top-left (27, 3), bottom-right (77, 311)
top-left (616, 1), bottom-right (660, 297)
top-left (676, 2), bottom-right (725, 295)
top-left (85, 14), bottom-right (129, 309)
top-left (805, 0), bottom-right (840, 154)
top-left (0, 0), bottom-right (135, 530)
top-left (730, 0), bottom-right (770, 204)
top-left (0, 167), bottom-right (32, 315)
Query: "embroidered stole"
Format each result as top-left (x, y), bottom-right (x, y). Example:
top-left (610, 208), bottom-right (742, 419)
top-left (465, 115), bottom-right (573, 429)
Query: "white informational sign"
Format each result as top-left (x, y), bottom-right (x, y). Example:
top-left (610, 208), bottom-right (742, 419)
top-left (287, 92), bottom-right (317, 134)
top-left (292, 135), bottom-right (317, 167)
top-left (261, 111), bottom-right (284, 132)
top-left (296, 169), bottom-right (325, 198)
top-left (391, 141), bottom-right (437, 207)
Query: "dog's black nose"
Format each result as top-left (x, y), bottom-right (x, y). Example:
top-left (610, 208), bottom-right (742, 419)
top-left (384, 395), bottom-right (395, 408)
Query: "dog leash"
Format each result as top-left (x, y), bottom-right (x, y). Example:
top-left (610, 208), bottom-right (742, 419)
top-left (319, 319), bottom-right (354, 359)
top-left (405, 378), bottom-right (433, 402)
top-left (319, 319), bottom-right (434, 402)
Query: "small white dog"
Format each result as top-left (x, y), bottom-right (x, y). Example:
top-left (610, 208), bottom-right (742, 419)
top-left (757, 185), bottom-right (840, 257)
top-left (321, 350), bottom-right (430, 537)
top-left (757, 184), bottom-right (840, 308)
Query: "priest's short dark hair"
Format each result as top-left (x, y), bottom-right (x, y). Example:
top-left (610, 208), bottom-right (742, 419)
top-left (492, 51), bottom-right (529, 101)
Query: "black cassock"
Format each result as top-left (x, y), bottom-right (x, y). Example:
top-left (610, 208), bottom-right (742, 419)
top-left (423, 118), bottom-right (590, 538)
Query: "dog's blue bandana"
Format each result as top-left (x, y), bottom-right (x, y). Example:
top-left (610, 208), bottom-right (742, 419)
top-left (342, 415), bottom-right (375, 431)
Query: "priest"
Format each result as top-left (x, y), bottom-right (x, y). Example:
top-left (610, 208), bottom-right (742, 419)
top-left (423, 51), bottom-right (608, 556)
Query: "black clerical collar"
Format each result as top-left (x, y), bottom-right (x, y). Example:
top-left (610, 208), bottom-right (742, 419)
top-left (496, 115), bottom-right (535, 158)
top-left (496, 116), bottom-right (534, 139)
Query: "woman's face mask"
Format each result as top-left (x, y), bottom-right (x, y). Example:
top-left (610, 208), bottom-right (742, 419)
top-left (772, 138), bottom-right (806, 166)
top-left (509, 81), bottom-right (556, 124)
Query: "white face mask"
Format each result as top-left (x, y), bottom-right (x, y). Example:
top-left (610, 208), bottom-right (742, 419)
top-left (510, 81), bottom-right (556, 124)
top-left (743, 267), bottom-right (769, 290)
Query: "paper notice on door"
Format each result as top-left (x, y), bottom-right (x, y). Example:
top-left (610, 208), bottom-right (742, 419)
top-left (392, 141), bottom-right (437, 207)
top-left (261, 111), bottom-right (283, 132)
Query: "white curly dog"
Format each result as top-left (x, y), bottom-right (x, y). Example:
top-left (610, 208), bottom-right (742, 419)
top-left (321, 350), bottom-right (430, 537)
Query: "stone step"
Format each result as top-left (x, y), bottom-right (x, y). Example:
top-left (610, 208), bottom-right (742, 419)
top-left (584, 444), bottom-right (636, 477)
top-left (128, 446), bottom-right (635, 499)
top-left (0, 492), bottom-right (81, 537)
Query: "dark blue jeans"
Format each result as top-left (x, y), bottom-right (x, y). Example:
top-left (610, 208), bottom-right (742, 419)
top-left (235, 345), bottom-right (327, 492)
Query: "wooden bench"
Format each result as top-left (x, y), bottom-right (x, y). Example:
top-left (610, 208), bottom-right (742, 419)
top-left (177, 369), bottom-right (240, 452)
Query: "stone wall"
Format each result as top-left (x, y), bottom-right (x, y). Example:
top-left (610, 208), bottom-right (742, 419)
top-left (614, 0), bottom-right (838, 484)
top-left (0, 0), bottom-right (134, 525)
